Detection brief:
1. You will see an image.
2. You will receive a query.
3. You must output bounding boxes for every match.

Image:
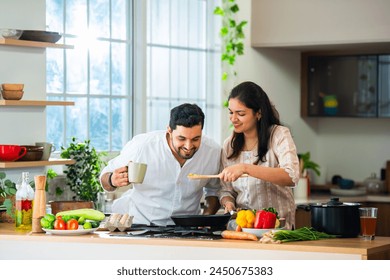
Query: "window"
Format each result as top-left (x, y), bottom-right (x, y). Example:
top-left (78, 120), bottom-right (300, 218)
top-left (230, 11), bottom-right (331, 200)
top-left (46, 0), bottom-right (132, 151)
top-left (46, 0), bottom-right (221, 152)
top-left (146, 0), bottom-right (221, 141)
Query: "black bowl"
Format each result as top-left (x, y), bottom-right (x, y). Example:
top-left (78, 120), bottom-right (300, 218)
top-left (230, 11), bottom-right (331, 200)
top-left (338, 178), bottom-right (355, 189)
top-left (19, 30), bottom-right (62, 43)
top-left (17, 145), bottom-right (44, 161)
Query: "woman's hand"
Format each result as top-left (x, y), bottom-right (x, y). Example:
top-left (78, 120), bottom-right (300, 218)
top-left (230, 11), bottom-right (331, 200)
top-left (223, 201), bottom-right (236, 214)
top-left (219, 164), bottom-right (247, 182)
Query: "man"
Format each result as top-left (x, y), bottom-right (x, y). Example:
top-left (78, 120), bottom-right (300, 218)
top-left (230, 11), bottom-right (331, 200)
top-left (100, 103), bottom-right (221, 226)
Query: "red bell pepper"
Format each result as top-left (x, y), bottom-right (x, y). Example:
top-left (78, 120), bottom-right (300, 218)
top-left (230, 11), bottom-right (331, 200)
top-left (254, 207), bottom-right (278, 229)
top-left (254, 210), bottom-right (264, 229)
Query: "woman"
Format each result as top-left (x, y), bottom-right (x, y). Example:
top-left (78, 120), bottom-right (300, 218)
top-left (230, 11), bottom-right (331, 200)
top-left (219, 81), bottom-right (300, 229)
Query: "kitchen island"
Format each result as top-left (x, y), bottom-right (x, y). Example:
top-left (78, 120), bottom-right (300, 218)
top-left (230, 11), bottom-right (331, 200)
top-left (0, 224), bottom-right (389, 260)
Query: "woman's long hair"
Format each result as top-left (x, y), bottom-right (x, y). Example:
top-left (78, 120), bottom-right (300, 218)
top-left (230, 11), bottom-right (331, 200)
top-left (227, 81), bottom-right (281, 164)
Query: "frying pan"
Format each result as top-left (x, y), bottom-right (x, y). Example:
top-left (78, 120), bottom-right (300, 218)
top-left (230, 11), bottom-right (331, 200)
top-left (171, 213), bottom-right (231, 228)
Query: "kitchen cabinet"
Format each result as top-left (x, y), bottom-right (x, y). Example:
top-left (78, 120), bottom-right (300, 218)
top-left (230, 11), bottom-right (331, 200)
top-left (0, 38), bottom-right (74, 169)
top-left (361, 202), bottom-right (390, 237)
top-left (295, 208), bottom-right (311, 229)
top-left (251, 0), bottom-right (390, 49)
top-left (301, 50), bottom-right (390, 118)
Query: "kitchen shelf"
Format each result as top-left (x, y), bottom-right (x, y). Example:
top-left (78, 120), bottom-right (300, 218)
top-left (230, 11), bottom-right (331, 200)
top-left (0, 100), bottom-right (75, 106)
top-left (0, 159), bottom-right (75, 169)
top-left (0, 38), bottom-right (73, 49)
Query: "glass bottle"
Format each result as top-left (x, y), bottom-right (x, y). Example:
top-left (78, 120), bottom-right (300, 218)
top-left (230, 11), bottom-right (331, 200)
top-left (15, 172), bottom-right (35, 231)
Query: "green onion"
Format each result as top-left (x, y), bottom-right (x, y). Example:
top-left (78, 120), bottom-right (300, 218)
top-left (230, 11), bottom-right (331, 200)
top-left (272, 227), bottom-right (338, 242)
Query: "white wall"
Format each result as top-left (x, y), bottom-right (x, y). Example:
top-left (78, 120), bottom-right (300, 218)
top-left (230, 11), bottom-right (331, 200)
top-left (2, 0), bottom-right (390, 187)
top-left (228, 0), bottom-right (390, 184)
top-left (0, 0), bottom-right (47, 181)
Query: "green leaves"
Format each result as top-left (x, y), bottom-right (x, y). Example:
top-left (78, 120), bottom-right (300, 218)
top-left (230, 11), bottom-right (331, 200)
top-left (0, 172), bottom-right (17, 218)
top-left (0, 172), bottom-right (16, 198)
top-left (214, 0), bottom-right (247, 81)
top-left (60, 137), bottom-right (107, 203)
top-left (298, 152), bottom-right (321, 176)
top-left (213, 6), bottom-right (224, 16)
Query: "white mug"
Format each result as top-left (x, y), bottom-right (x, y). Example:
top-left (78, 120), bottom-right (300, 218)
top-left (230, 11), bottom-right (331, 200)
top-left (35, 142), bottom-right (56, 161)
top-left (128, 161), bottom-right (147, 183)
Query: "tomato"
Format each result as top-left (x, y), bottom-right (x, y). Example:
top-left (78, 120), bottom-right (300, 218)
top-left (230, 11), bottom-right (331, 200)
top-left (66, 219), bottom-right (79, 230)
top-left (54, 218), bottom-right (66, 230)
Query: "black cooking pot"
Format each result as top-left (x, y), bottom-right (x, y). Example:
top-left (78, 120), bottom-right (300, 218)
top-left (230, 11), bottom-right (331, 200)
top-left (298, 198), bottom-right (361, 238)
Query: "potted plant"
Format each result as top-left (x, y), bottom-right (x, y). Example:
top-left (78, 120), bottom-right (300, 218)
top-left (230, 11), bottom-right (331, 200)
top-left (0, 171), bottom-right (17, 222)
top-left (298, 152), bottom-right (321, 178)
top-left (60, 137), bottom-right (107, 207)
top-left (295, 152), bottom-right (321, 199)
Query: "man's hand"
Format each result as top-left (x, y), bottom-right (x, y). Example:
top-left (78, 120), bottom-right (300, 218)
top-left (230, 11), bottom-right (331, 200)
top-left (202, 196), bottom-right (220, 215)
top-left (102, 166), bottom-right (129, 191)
top-left (110, 166), bottom-right (129, 187)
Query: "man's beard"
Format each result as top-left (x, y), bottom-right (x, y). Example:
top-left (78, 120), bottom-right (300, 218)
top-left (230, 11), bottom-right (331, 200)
top-left (173, 145), bottom-right (197, 160)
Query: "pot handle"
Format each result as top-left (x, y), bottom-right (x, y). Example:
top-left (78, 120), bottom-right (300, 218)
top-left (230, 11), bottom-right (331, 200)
top-left (296, 204), bottom-right (311, 211)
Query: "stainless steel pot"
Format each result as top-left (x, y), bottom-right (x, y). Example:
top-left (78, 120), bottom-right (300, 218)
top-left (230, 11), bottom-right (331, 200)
top-left (298, 198), bottom-right (361, 238)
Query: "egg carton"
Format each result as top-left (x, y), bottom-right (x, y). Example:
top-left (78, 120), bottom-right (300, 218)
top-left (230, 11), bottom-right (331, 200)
top-left (105, 213), bottom-right (134, 232)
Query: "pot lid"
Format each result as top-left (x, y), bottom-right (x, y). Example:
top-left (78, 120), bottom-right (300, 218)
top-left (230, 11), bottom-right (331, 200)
top-left (312, 197), bottom-right (361, 208)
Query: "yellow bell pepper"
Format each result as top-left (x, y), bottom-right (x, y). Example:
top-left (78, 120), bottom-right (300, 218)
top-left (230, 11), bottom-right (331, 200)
top-left (236, 209), bottom-right (256, 228)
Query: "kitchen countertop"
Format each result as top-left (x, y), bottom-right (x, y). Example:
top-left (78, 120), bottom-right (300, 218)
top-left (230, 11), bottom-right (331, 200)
top-left (0, 223), bottom-right (389, 260)
top-left (294, 193), bottom-right (390, 205)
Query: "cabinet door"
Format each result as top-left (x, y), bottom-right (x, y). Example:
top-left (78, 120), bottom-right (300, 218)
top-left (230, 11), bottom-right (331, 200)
top-left (307, 55), bottom-right (377, 117)
top-left (295, 208), bottom-right (311, 229)
top-left (378, 55), bottom-right (390, 117)
top-left (364, 202), bottom-right (390, 237)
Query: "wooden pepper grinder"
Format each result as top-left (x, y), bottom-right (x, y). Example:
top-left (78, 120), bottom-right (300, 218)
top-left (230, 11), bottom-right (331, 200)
top-left (32, 175), bottom-right (47, 233)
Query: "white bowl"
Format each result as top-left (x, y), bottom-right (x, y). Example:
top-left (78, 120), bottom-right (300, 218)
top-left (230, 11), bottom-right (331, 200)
top-left (242, 227), bottom-right (284, 237)
top-left (1, 29), bottom-right (23, 39)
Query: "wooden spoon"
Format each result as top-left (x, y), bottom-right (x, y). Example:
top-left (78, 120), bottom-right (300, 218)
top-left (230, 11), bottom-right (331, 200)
top-left (187, 173), bottom-right (249, 179)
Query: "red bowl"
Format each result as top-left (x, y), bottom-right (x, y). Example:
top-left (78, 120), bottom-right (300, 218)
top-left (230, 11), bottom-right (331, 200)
top-left (0, 145), bottom-right (27, 161)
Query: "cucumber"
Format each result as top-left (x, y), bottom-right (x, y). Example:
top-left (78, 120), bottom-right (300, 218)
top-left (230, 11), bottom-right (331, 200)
top-left (55, 208), bottom-right (105, 221)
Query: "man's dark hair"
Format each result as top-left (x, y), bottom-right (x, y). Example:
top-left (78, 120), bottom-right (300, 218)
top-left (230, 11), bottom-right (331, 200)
top-left (169, 103), bottom-right (205, 130)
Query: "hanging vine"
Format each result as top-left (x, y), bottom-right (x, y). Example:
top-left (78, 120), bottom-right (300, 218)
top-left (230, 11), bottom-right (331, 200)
top-left (214, 0), bottom-right (248, 82)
